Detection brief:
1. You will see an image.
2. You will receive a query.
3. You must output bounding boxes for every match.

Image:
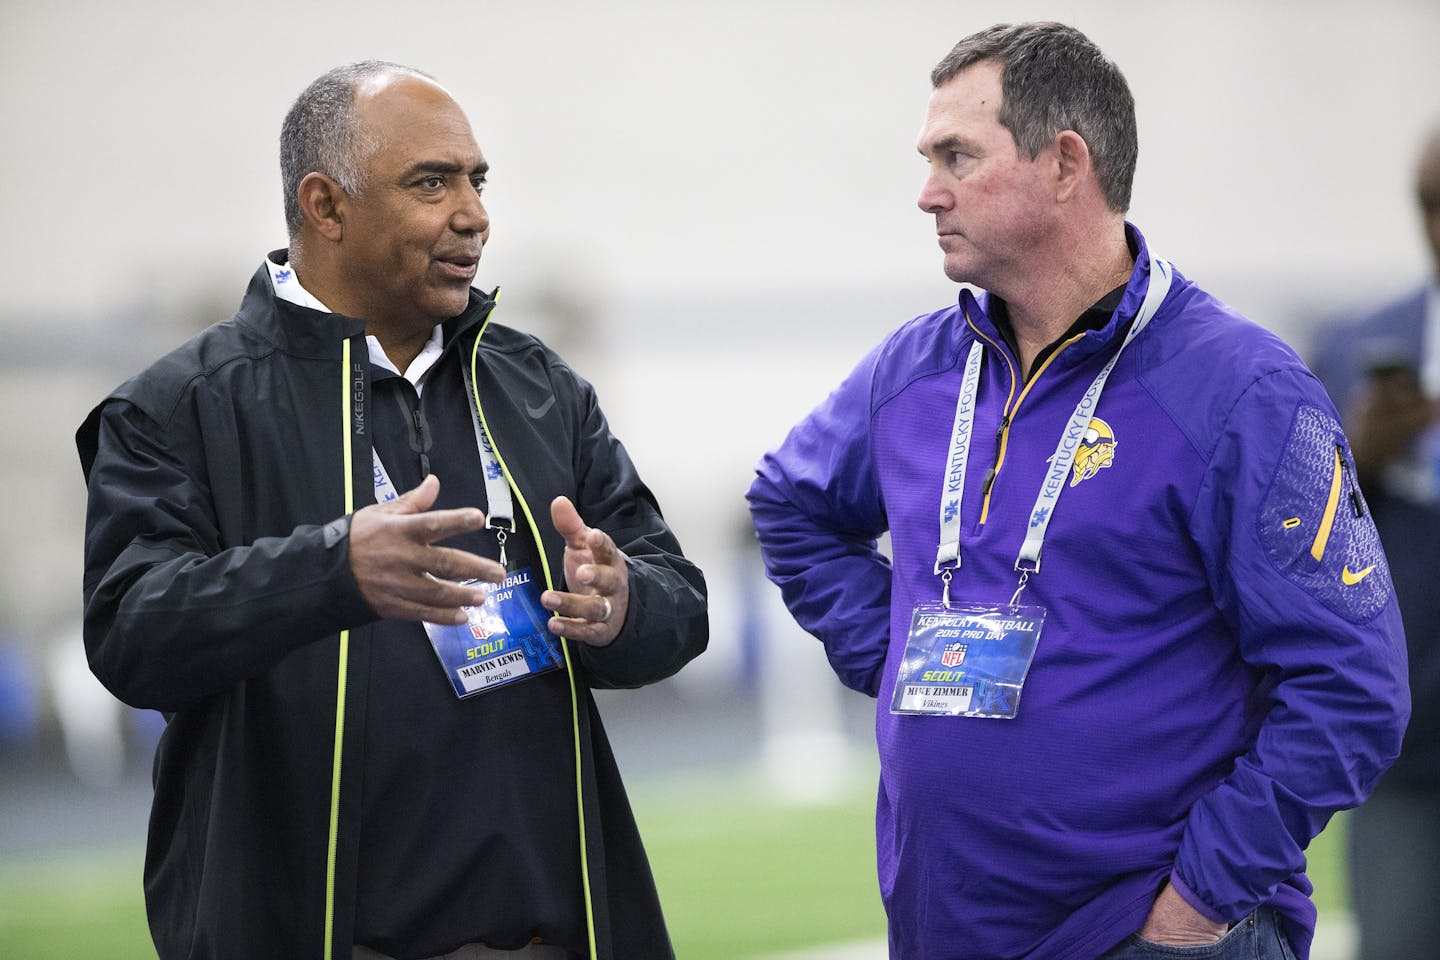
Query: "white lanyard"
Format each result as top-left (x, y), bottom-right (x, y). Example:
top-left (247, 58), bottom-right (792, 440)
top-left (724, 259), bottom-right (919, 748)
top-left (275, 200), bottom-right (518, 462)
top-left (459, 356), bottom-right (515, 535)
top-left (934, 257), bottom-right (1173, 602)
top-left (934, 341), bottom-right (986, 573)
top-left (371, 453), bottom-right (403, 505)
top-left (369, 353), bottom-right (517, 560)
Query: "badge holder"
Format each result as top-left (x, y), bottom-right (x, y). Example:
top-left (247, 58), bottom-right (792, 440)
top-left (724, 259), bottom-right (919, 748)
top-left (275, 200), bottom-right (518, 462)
top-left (423, 565), bottom-right (565, 698)
top-left (896, 257), bottom-right (1172, 720)
top-left (891, 570), bottom-right (1045, 719)
top-left (423, 357), bottom-right (567, 697)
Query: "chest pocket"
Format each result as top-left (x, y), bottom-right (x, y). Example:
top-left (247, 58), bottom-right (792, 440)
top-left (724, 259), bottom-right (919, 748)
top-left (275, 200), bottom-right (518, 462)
top-left (1259, 404), bottom-right (1391, 624)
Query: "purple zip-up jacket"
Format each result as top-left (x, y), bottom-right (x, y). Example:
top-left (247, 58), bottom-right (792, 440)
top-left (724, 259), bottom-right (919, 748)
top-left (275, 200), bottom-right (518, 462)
top-left (747, 227), bottom-right (1408, 960)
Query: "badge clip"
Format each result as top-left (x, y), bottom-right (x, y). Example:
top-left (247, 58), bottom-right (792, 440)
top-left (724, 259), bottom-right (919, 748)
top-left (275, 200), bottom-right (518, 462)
top-left (487, 515), bottom-right (515, 568)
top-left (1009, 570), bottom-right (1029, 611)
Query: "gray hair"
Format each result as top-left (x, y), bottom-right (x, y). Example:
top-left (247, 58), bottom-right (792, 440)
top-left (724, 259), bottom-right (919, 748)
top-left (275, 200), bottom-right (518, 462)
top-left (279, 60), bottom-right (433, 236)
top-left (931, 22), bottom-right (1137, 213)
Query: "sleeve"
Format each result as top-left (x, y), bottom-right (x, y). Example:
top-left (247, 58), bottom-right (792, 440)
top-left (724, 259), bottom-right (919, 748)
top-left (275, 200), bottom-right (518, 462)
top-left (745, 343), bottom-right (892, 697)
top-left (79, 399), bottom-right (375, 712)
top-left (1173, 367), bottom-right (1410, 921)
top-left (565, 378), bottom-right (709, 690)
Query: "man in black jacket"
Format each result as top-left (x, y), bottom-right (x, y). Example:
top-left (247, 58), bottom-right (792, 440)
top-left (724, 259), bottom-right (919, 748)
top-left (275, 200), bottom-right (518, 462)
top-left (77, 60), bottom-right (708, 960)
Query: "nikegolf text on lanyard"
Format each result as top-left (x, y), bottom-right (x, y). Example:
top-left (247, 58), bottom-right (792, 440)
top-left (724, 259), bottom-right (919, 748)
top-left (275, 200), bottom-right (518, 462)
top-left (892, 256), bottom-right (1174, 720)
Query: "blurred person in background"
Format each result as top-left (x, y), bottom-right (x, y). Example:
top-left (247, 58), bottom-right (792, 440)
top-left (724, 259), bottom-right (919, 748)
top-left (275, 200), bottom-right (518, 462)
top-left (748, 21), bottom-right (1408, 960)
top-left (77, 60), bottom-right (706, 960)
top-left (1310, 123), bottom-right (1440, 960)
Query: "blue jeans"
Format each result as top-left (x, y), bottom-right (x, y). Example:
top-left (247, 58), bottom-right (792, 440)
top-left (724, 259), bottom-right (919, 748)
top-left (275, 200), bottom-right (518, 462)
top-left (1097, 908), bottom-right (1295, 959)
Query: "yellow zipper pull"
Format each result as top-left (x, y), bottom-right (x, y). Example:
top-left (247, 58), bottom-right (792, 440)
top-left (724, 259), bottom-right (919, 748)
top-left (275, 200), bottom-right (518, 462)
top-left (1309, 446), bottom-right (1344, 562)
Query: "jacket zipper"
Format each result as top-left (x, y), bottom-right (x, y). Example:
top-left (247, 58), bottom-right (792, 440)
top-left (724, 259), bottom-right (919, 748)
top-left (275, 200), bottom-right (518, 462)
top-left (467, 310), bottom-right (600, 960)
top-left (979, 414), bottom-right (1010, 500)
top-left (1309, 446), bottom-right (1345, 562)
top-left (1310, 443), bottom-right (1365, 563)
top-left (964, 314), bottom-right (1088, 525)
top-left (325, 336), bottom-right (360, 960)
top-left (1340, 446), bottom-right (1365, 518)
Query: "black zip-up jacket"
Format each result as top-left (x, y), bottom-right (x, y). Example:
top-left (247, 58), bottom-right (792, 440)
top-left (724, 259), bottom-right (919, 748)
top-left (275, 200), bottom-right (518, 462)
top-left (77, 258), bottom-right (708, 960)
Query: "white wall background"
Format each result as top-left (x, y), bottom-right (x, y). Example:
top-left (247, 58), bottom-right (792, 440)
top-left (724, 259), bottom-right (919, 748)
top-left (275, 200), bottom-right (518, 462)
top-left (2, 0), bottom-right (1439, 665)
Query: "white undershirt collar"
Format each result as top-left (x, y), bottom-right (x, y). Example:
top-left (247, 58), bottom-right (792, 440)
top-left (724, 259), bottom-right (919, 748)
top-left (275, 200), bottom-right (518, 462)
top-left (265, 255), bottom-right (445, 394)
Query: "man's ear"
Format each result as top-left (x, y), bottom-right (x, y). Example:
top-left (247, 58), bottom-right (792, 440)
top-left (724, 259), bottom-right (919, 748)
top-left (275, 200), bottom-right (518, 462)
top-left (297, 172), bottom-right (346, 242)
top-left (1052, 130), bottom-right (1091, 204)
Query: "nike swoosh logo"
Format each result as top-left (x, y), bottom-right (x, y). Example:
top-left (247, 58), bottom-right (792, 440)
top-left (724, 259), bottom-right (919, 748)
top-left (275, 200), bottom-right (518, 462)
top-left (525, 396), bottom-right (556, 419)
top-left (1342, 565), bottom-right (1376, 586)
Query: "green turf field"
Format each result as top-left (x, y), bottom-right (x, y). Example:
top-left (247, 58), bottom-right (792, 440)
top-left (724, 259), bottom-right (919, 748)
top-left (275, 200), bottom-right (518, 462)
top-left (0, 773), bottom-right (1351, 960)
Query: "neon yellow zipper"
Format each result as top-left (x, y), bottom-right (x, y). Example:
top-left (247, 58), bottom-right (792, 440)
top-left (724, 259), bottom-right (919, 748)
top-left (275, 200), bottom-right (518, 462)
top-left (325, 338), bottom-right (357, 960)
top-left (325, 317), bottom-right (599, 959)
top-left (468, 303), bottom-right (599, 960)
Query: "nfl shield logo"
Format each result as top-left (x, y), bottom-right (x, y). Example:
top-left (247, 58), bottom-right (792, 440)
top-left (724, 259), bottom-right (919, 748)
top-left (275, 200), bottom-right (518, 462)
top-left (941, 642), bottom-right (967, 667)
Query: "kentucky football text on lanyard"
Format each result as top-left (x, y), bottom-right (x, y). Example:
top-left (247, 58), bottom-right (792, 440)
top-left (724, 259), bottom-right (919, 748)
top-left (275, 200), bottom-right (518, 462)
top-left (893, 257), bottom-right (1174, 719)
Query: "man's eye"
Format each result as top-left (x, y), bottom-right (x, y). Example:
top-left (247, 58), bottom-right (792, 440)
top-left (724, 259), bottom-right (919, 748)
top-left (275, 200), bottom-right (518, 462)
top-left (420, 176), bottom-right (446, 190)
top-left (471, 177), bottom-right (487, 194)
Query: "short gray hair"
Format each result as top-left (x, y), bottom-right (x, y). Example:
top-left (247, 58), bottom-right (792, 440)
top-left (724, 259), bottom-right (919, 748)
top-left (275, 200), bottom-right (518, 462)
top-left (279, 60), bottom-right (433, 236)
top-left (931, 22), bottom-right (1137, 213)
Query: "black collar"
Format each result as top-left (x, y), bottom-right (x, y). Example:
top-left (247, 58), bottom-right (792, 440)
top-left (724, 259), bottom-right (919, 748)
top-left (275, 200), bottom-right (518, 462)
top-left (989, 283), bottom-right (1128, 383)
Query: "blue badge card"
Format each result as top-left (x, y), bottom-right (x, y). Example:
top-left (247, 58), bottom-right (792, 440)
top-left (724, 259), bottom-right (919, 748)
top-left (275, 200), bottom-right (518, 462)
top-left (423, 568), bottom-right (564, 697)
top-left (891, 602), bottom-right (1045, 719)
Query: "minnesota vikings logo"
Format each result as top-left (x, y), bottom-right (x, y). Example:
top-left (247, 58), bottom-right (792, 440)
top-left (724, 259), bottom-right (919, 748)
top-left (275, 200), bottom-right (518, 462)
top-left (1069, 418), bottom-right (1117, 486)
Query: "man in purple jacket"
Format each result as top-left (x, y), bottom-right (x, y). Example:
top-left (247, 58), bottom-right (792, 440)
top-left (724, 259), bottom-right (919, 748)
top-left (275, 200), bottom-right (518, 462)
top-left (747, 22), bottom-right (1409, 960)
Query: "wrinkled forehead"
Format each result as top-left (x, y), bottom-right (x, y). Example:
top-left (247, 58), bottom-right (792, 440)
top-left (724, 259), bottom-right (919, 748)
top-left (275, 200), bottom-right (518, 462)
top-left (916, 62), bottom-right (1006, 155)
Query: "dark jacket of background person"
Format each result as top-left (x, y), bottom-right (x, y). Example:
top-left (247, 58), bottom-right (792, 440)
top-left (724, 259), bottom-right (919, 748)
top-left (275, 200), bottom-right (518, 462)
top-left (1312, 290), bottom-right (1440, 787)
top-left (1311, 276), bottom-right (1440, 960)
top-left (76, 266), bottom-right (708, 959)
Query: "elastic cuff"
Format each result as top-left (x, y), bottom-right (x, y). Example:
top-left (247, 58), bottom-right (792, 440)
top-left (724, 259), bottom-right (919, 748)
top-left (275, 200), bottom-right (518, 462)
top-left (1169, 869), bottom-right (1226, 924)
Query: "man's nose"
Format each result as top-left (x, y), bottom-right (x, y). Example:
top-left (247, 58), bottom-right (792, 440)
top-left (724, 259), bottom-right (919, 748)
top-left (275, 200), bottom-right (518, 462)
top-left (453, 190), bottom-right (490, 234)
top-left (917, 169), bottom-right (952, 215)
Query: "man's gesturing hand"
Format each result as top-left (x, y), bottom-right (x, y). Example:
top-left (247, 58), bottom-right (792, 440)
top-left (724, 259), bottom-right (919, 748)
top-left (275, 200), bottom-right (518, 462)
top-left (541, 496), bottom-right (630, 647)
top-left (348, 475), bottom-right (505, 625)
